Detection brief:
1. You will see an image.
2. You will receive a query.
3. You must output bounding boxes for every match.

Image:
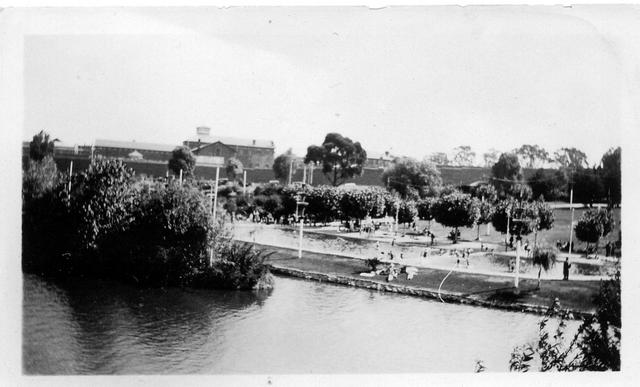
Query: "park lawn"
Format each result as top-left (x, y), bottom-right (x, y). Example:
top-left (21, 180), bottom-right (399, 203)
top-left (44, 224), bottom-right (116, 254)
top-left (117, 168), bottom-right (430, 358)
top-left (260, 243), bottom-right (600, 315)
top-left (414, 207), bottom-right (621, 256)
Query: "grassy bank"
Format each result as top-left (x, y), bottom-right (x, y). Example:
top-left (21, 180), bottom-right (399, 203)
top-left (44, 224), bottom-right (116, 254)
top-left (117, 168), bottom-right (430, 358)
top-left (257, 243), bottom-right (600, 316)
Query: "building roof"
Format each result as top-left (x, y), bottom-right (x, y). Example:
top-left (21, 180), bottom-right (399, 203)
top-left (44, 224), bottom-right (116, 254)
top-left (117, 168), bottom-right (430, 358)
top-left (187, 135), bottom-right (274, 149)
top-left (95, 139), bottom-right (176, 153)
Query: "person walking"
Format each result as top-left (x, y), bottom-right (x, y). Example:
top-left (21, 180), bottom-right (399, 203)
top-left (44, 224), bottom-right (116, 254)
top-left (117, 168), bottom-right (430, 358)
top-left (563, 258), bottom-right (571, 280)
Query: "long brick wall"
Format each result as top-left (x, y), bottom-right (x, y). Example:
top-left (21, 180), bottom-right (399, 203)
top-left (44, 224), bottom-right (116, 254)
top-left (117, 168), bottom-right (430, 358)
top-left (26, 155), bottom-right (551, 188)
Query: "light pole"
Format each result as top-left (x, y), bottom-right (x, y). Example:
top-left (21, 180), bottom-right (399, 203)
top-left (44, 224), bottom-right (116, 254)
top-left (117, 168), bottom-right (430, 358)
top-left (296, 191), bottom-right (308, 259)
top-left (395, 201), bottom-right (400, 234)
top-left (569, 185), bottom-right (575, 256)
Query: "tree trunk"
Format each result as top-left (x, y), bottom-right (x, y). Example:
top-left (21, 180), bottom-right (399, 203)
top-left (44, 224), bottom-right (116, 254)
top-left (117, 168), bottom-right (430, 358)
top-left (476, 224), bottom-right (480, 241)
top-left (486, 223), bottom-right (490, 236)
top-left (537, 266), bottom-right (541, 290)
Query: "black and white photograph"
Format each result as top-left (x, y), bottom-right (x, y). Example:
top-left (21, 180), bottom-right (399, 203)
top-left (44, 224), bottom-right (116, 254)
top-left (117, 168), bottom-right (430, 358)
top-left (1, 3), bottom-right (639, 385)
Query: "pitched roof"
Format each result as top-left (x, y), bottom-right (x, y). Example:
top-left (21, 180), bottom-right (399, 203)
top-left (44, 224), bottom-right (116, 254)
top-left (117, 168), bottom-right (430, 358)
top-left (187, 135), bottom-right (274, 149)
top-left (95, 139), bottom-right (176, 153)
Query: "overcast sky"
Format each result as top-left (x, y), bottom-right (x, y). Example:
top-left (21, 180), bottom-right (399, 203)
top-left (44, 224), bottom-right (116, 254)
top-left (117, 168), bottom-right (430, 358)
top-left (22, 7), bottom-right (637, 165)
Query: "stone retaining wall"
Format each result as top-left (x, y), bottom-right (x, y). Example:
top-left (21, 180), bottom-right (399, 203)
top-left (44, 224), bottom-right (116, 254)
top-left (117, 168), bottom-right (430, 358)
top-left (266, 264), bottom-right (592, 320)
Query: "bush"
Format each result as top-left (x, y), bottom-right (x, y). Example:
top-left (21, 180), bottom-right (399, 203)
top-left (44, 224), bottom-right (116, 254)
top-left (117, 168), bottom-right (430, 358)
top-left (22, 158), bottom-right (270, 290)
top-left (191, 242), bottom-right (273, 290)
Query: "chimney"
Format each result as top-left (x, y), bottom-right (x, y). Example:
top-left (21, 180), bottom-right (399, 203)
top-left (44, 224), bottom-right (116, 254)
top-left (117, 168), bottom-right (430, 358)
top-left (196, 126), bottom-right (211, 140)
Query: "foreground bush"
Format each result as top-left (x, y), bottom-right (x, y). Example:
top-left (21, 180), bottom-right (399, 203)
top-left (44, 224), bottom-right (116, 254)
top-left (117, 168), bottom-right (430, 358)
top-left (22, 158), bottom-right (271, 290)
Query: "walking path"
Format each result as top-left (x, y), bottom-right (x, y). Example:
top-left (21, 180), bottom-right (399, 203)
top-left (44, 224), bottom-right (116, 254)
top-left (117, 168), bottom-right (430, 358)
top-left (251, 242), bottom-right (600, 319)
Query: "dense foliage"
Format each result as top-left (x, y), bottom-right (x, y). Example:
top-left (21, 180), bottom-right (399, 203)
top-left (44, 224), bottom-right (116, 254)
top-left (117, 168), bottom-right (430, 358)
top-left (29, 130), bottom-right (59, 161)
top-left (272, 148), bottom-right (298, 182)
top-left (491, 199), bottom-right (554, 239)
top-left (509, 269), bottom-right (620, 371)
top-left (168, 146), bottom-right (196, 177)
top-left (432, 192), bottom-right (478, 243)
top-left (304, 133), bottom-right (367, 186)
top-left (491, 152), bottom-right (524, 199)
top-left (22, 157), bottom-right (270, 289)
top-left (381, 157), bottom-right (442, 199)
top-left (574, 210), bottom-right (615, 254)
top-left (600, 147), bottom-right (621, 206)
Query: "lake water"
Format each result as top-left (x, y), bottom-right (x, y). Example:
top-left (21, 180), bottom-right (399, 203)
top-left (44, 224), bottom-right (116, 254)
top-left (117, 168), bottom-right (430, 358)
top-left (23, 273), bottom-right (571, 374)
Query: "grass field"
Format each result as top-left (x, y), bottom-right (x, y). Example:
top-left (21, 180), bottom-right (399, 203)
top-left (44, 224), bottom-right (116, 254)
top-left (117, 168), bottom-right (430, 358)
top-left (413, 207), bottom-right (621, 256)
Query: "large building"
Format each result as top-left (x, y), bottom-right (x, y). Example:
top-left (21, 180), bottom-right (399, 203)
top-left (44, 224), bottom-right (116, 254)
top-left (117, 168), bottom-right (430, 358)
top-left (184, 127), bottom-right (275, 169)
top-left (365, 150), bottom-right (395, 169)
top-left (93, 139), bottom-right (176, 161)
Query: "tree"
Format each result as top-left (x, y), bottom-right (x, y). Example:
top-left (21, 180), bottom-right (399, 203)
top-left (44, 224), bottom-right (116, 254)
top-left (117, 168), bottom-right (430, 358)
top-left (304, 133), bottom-right (367, 186)
top-left (491, 199), bottom-right (553, 243)
top-left (529, 169), bottom-right (569, 202)
top-left (470, 183), bottom-right (498, 203)
top-left (23, 156), bottom-right (60, 200)
top-left (515, 144), bottom-right (549, 168)
top-left (29, 130), bottom-right (59, 161)
top-left (482, 149), bottom-right (500, 168)
top-left (491, 153), bottom-right (523, 198)
top-left (531, 245), bottom-right (557, 289)
top-left (381, 157), bottom-right (443, 199)
top-left (509, 269), bottom-right (620, 371)
top-left (599, 147), bottom-right (621, 207)
top-left (426, 152), bottom-right (450, 166)
top-left (432, 192), bottom-right (478, 243)
top-left (470, 183), bottom-right (498, 237)
top-left (417, 197), bottom-right (437, 224)
top-left (168, 146), bottom-right (196, 177)
top-left (452, 145), bottom-right (476, 166)
top-left (472, 197), bottom-right (495, 241)
top-left (273, 148), bottom-right (297, 181)
top-left (553, 147), bottom-right (588, 171)
top-left (574, 210), bottom-right (615, 256)
top-left (339, 187), bottom-right (386, 221)
top-left (572, 168), bottom-right (605, 206)
top-left (397, 200), bottom-right (418, 226)
top-left (225, 157), bottom-right (243, 181)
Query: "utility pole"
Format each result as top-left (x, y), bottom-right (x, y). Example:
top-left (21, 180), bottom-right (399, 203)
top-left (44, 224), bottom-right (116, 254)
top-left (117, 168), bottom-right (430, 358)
top-left (243, 170), bottom-right (247, 197)
top-left (309, 163), bottom-right (314, 185)
top-left (302, 164), bottom-right (307, 185)
top-left (288, 159), bottom-right (293, 185)
top-left (569, 185), bottom-right (574, 256)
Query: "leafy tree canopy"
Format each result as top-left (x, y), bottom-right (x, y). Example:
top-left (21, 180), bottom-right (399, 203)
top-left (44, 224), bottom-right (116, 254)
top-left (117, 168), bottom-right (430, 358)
top-left (600, 147), bottom-right (621, 206)
top-left (272, 148), bottom-right (297, 180)
top-left (304, 133), bottom-right (367, 186)
top-left (554, 147), bottom-right (589, 171)
top-left (381, 157), bottom-right (443, 199)
top-left (168, 146), bottom-right (196, 177)
top-left (515, 144), bottom-right (549, 168)
top-left (29, 130), bottom-right (59, 161)
top-left (574, 209), bottom-right (615, 245)
top-left (452, 145), bottom-right (476, 166)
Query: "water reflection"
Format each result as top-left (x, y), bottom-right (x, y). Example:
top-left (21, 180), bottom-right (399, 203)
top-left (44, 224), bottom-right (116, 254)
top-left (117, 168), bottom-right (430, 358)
top-left (24, 273), bottom-right (575, 374)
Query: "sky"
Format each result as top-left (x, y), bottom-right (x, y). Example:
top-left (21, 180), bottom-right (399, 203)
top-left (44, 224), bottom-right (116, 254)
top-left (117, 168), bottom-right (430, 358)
top-left (22, 7), bottom-right (636, 166)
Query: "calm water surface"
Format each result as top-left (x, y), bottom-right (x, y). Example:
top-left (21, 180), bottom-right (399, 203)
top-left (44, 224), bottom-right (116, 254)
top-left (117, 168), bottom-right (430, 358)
top-left (24, 273), bottom-right (562, 374)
